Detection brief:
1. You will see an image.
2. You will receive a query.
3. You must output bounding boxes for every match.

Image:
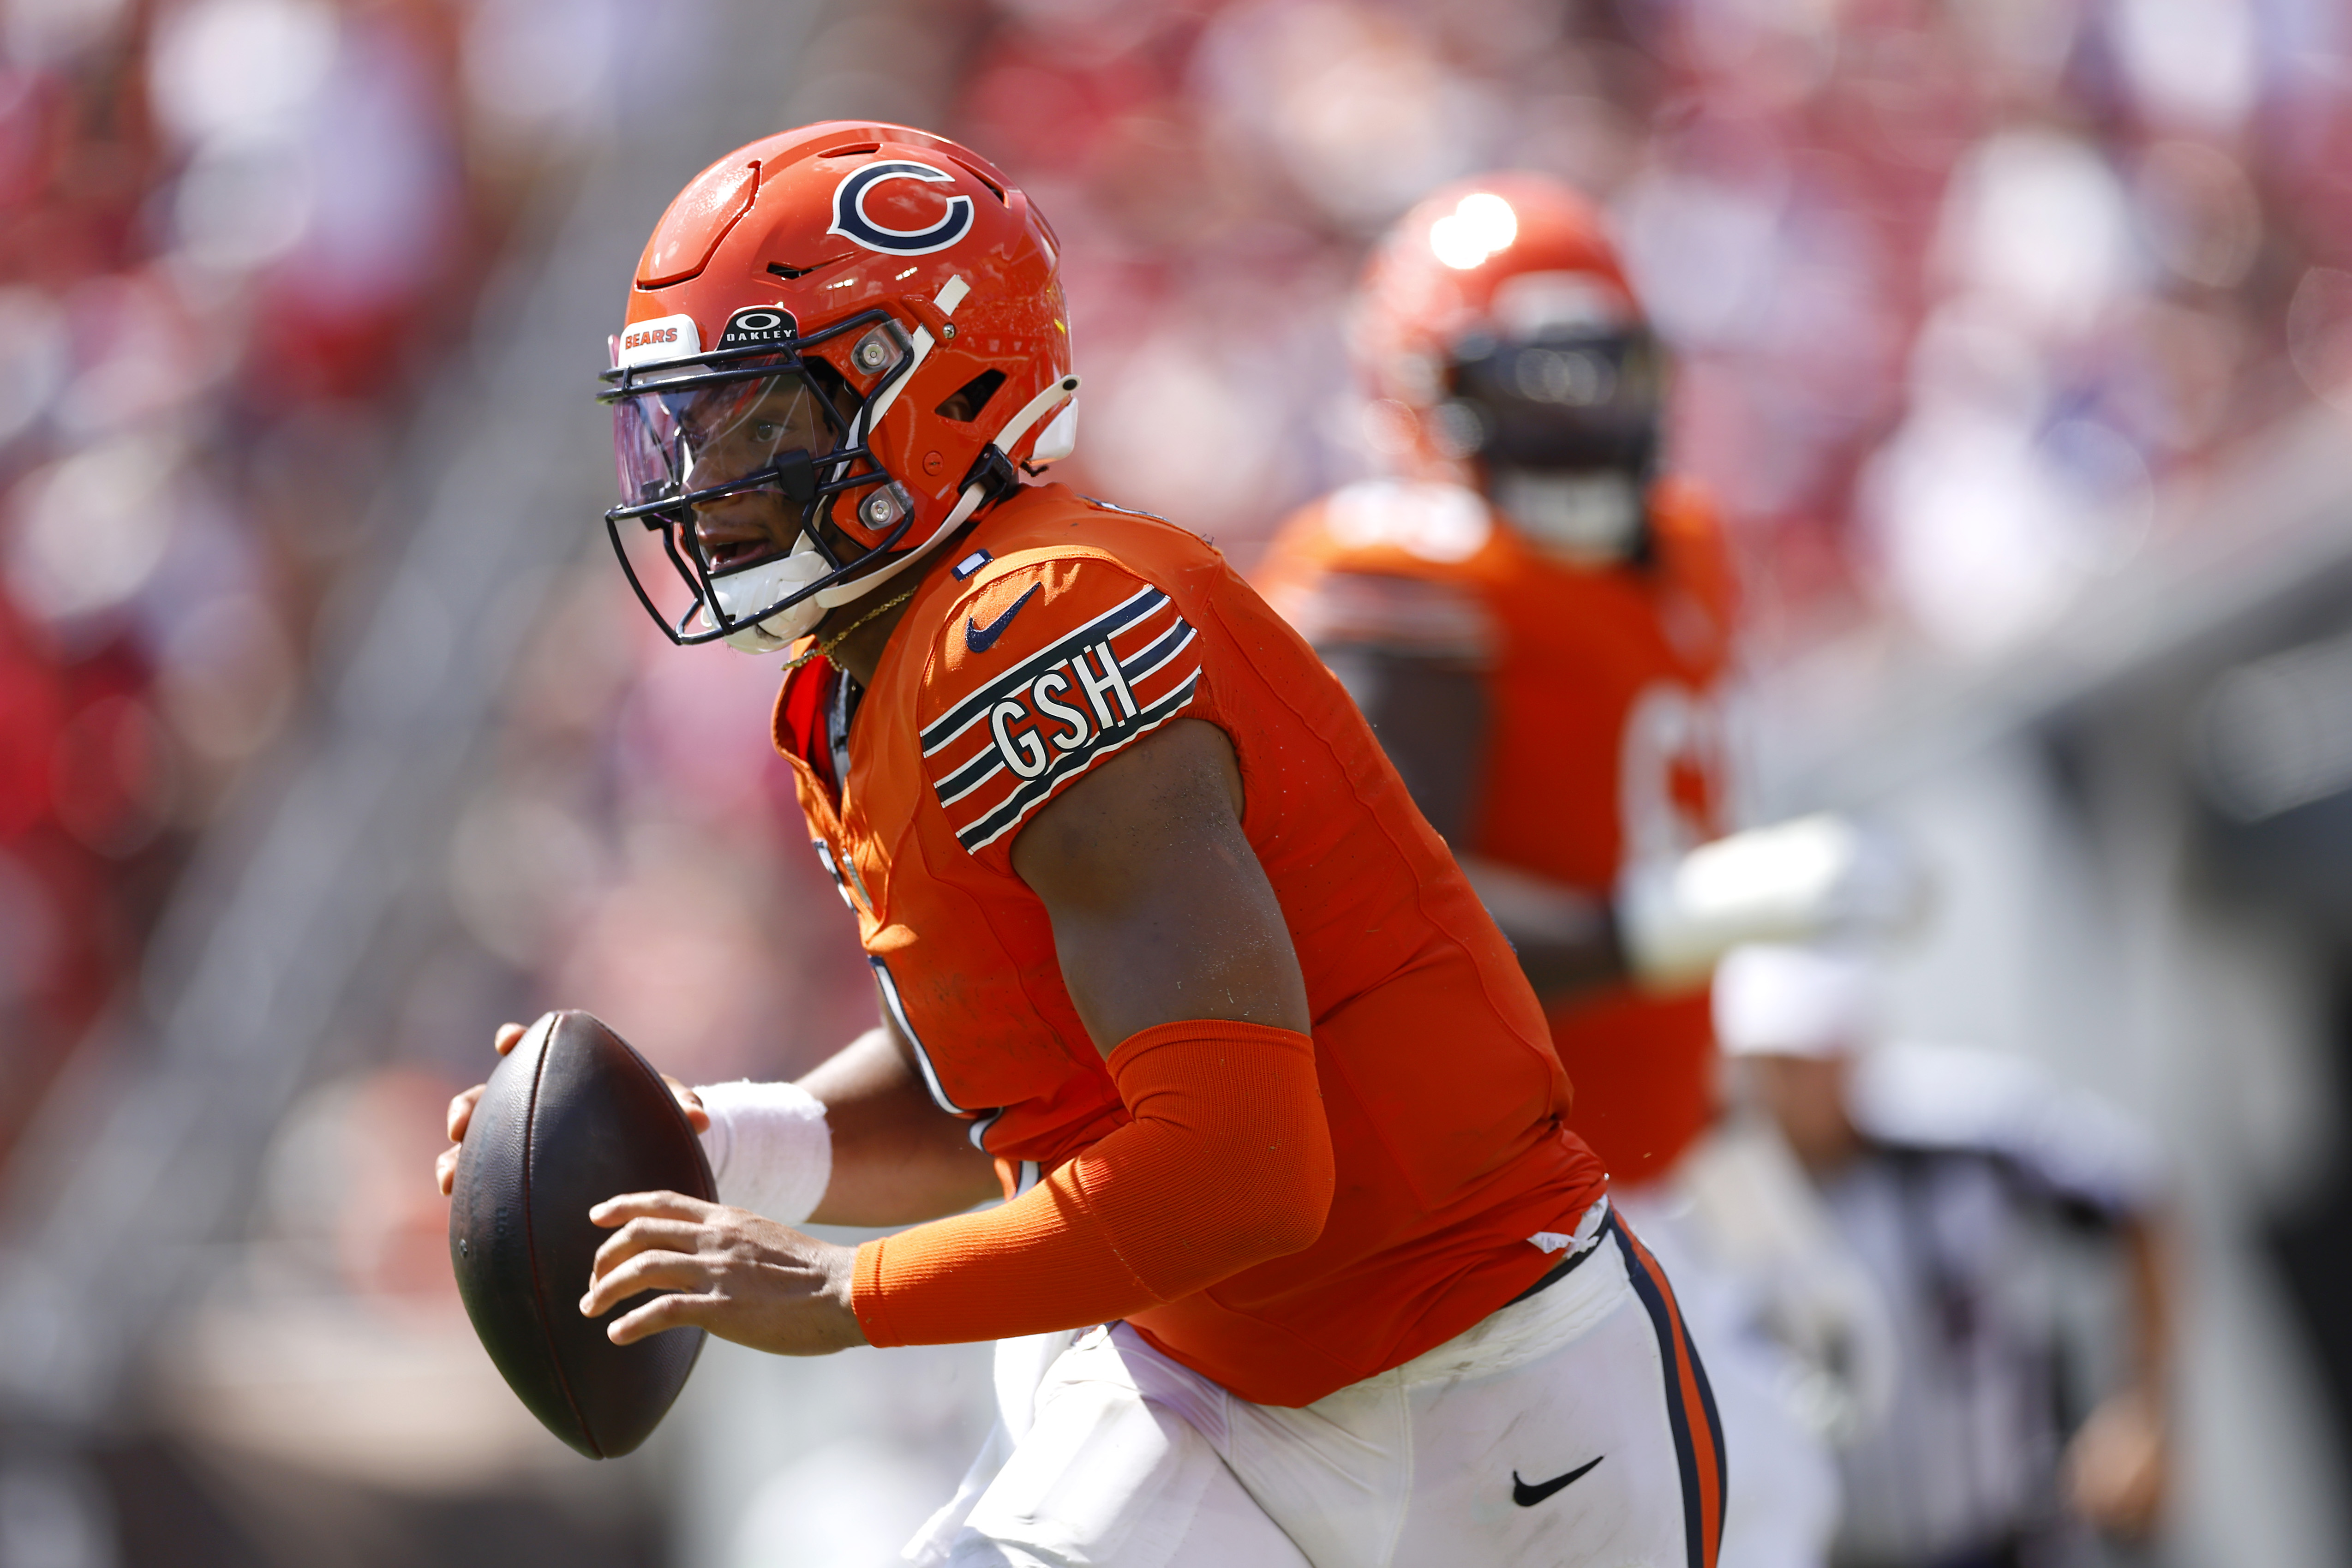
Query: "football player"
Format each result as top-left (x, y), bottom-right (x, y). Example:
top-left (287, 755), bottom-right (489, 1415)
top-left (438, 126), bottom-right (1723, 1567)
top-left (1251, 177), bottom-right (1909, 1568)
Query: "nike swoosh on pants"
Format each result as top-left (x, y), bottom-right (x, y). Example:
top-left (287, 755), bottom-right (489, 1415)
top-left (1511, 1455), bottom-right (1604, 1507)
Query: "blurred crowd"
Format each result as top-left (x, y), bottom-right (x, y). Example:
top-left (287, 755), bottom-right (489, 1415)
top-left (4, 0), bottom-right (2351, 1562)
top-left (910, 0), bottom-right (2352, 666)
top-left (0, 0), bottom-right (621, 1164)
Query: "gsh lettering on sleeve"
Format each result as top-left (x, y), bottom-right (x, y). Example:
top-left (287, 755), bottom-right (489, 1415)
top-left (922, 587), bottom-right (1200, 853)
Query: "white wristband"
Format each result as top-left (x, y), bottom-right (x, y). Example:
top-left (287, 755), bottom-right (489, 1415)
top-left (694, 1079), bottom-right (832, 1227)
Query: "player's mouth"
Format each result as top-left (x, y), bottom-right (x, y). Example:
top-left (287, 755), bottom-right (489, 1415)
top-left (705, 537), bottom-right (766, 570)
top-left (694, 515), bottom-right (787, 573)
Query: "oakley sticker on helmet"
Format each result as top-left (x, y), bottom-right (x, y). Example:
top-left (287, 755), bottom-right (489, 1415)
top-left (715, 305), bottom-right (800, 351)
top-left (828, 161), bottom-right (976, 257)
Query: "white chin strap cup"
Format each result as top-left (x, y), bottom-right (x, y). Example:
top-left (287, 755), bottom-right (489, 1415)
top-left (718, 373), bottom-right (1087, 656)
top-left (706, 545), bottom-right (830, 653)
top-left (1492, 470), bottom-right (1643, 565)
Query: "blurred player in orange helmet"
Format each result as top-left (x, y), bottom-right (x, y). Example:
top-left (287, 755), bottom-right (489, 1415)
top-left (1257, 176), bottom-right (1919, 1568)
top-left (1262, 175), bottom-right (1730, 1188)
top-left (441, 129), bottom-right (1726, 1568)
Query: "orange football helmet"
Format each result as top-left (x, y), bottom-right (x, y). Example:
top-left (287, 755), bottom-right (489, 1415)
top-left (1355, 174), bottom-right (1664, 562)
top-left (601, 123), bottom-right (1078, 650)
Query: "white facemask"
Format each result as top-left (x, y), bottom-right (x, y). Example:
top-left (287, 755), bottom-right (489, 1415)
top-left (1491, 469), bottom-right (1645, 566)
top-left (702, 540), bottom-right (830, 653)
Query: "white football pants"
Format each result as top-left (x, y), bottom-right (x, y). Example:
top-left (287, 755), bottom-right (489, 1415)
top-left (905, 1215), bottom-right (1724, 1568)
top-left (1610, 1189), bottom-right (1842, 1568)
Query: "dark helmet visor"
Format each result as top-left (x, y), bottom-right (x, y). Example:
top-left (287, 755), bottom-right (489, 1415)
top-left (1443, 325), bottom-right (1664, 474)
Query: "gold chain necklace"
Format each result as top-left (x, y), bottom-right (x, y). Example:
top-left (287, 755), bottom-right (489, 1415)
top-left (782, 587), bottom-right (918, 672)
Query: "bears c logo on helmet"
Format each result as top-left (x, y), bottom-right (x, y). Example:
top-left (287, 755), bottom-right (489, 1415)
top-left (828, 160), bottom-right (976, 257)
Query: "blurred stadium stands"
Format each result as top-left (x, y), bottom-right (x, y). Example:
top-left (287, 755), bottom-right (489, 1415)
top-left (0, 0), bottom-right (2348, 1564)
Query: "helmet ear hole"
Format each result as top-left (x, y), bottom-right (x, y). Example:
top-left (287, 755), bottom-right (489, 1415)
top-left (935, 369), bottom-right (1007, 423)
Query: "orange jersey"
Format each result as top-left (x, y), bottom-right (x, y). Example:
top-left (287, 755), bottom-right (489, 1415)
top-left (770, 482), bottom-right (1606, 1407)
top-left (1253, 477), bottom-right (1736, 1185)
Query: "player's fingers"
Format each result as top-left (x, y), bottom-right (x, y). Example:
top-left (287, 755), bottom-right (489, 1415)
top-left (606, 1290), bottom-right (715, 1345)
top-left (436, 1144), bottom-right (461, 1196)
top-left (588, 1215), bottom-right (707, 1279)
top-left (590, 1189), bottom-right (716, 1227)
top-left (494, 1021), bottom-right (527, 1056)
top-left (446, 1083), bottom-right (486, 1141)
top-left (581, 1250), bottom-right (710, 1318)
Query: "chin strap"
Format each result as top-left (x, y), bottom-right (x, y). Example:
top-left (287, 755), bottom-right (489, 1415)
top-left (803, 372), bottom-right (1084, 615)
top-left (709, 542), bottom-right (831, 653)
top-left (992, 374), bottom-right (1083, 458)
top-left (852, 275), bottom-right (971, 443)
top-left (809, 466), bottom-right (994, 614)
top-left (721, 371), bottom-right (1086, 655)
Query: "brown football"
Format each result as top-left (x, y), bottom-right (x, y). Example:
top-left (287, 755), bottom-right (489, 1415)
top-left (447, 1010), bottom-right (714, 1458)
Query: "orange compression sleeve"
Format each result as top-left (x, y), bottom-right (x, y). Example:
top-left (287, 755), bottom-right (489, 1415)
top-left (851, 1020), bottom-right (1334, 1347)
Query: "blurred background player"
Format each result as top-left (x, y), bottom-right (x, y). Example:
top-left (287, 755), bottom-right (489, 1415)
top-left (1255, 173), bottom-right (1911, 1568)
top-left (1256, 172), bottom-right (1919, 1187)
top-left (1256, 174), bottom-right (1738, 1188)
top-left (1716, 945), bottom-right (2175, 1568)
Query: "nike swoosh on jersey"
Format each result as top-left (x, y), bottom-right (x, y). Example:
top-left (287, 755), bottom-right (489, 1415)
top-left (965, 583), bottom-right (1043, 653)
top-left (1511, 1455), bottom-right (1603, 1507)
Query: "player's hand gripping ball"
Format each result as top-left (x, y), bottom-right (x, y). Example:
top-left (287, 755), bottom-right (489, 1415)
top-left (446, 1010), bottom-right (715, 1458)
